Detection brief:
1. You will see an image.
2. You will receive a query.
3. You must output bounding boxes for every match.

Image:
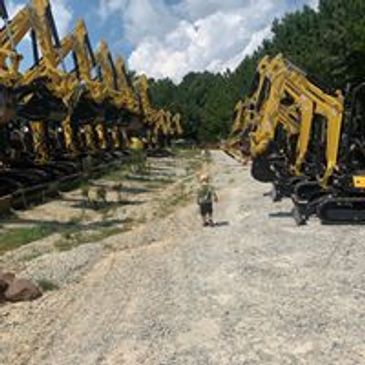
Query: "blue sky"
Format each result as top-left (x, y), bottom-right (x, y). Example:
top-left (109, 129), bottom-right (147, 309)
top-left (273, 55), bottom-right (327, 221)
top-left (5, 0), bottom-right (319, 83)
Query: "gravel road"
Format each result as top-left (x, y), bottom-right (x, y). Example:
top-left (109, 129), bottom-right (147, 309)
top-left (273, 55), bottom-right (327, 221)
top-left (1, 151), bottom-right (365, 365)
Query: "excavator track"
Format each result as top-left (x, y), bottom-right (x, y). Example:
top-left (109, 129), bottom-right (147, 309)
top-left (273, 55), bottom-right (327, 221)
top-left (317, 197), bottom-right (365, 224)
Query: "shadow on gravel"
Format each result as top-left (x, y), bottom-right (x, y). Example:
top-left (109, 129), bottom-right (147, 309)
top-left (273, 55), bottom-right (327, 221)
top-left (88, 183), bottom-right (153, 194)
top-left (213, 221), bottom-right (230, 227)
top-left (117, 187), bottom-right (151, 194)
top-left (0, 218), bottom-right (126, 230)
top-left (269, 211), bottom-right (293, 218)
top-left (69, 200), bottom-right (145, 211)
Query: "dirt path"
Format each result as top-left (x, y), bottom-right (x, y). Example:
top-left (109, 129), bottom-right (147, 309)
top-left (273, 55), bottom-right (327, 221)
top-left (1, 151), bottom-right (365, 365)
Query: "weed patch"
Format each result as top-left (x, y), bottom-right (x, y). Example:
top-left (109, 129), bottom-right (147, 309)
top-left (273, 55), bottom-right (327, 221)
top-left (54, 220), bottom-right (134, 252)
top-left (0, 225), bottom-right (54, 255)
top-left (37, 279), bottom-right (60, 292)
top-left (158, 183), bottom-right (193, 218)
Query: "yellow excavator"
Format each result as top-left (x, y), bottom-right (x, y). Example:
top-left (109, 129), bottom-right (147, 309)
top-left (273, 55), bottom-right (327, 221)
top-left (133, 74), bottom-right (157, 146)
top-left (92, 40), bottom-right (117, 151)
top-left (134, 74), bottom-right (184, 149)
top-left (238, 53), bottom-right (365, 224)
top-left (46, 18), bottom-right (118, 157)
top-left (246, 55), bottom-right (343, 185)
top-left (133, 74), bottom-right (173, 149)
top-left (171, 112), bottom-right (183, 139)
top-left (94, 40), bottom-right (145, 151)
top-left (0, 0), bottom-right (83, 198)
top-left (64, 33), bottom-right (146, 154)
top-left (66, 19), bottom-right (109, 155)
top-left (0, 0), bottom-right (181, 209)
top-left (0, 0), bottom-right (80, 168)
top-left (0, 1), bottom-right (121, 190)
top-left (114, 56), bottom-right (140, 116)
top-left (114, 56), bottom-right (144, 149)
top-left (224, 100), bottom-right (251, 162)
top-left (161, 111), bottom-right (183, 145)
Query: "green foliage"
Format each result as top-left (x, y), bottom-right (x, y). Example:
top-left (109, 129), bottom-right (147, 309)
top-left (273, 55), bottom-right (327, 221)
top-left (54, 222), bottom-right (134, 252)
top-left (37, 279), bottom-right (59, 292)
top-left (0, 225), bottom-right (54, 255)
top-left (148, 0), bottom-right (365, 143)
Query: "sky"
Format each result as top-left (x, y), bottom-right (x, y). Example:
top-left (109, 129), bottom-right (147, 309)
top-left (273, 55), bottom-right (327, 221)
top-left (5, 0), bottom-right (319, 83)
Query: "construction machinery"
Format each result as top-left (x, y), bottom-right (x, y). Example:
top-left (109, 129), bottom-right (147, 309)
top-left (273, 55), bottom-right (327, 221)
top-left (171, 112), bottom-right (183, 139)
top-left (0, 0), bottom-right (84, 190)
top-left (133, 74), bottom-right (159, 147)
top-left (224, 100), bottom-right (251, 161)
top-left (94, 40), bottom-right (145, 151)
top-left (65, 20), bottom-right (109, 155)
top-left (133, 74), bottom-right (181, 150)
top-left (292, 81), bottom-right (365, 225)
top-left (0, 0), bottom-right (182, 214)
top-left (114, 55), bottom-right (143, 148)
top-left (232, 53), bottom-right (365, 224)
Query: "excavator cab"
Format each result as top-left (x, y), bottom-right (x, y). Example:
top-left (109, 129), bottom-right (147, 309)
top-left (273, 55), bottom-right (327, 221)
top-left (341, 83), bottom-right (365, 178)
top-left (334, 83), bottom-right (365, 195)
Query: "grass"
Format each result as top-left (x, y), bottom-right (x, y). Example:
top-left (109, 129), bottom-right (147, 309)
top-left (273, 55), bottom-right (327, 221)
top-left (103, 167), bottom-right (128, 182)
top-left (0, 225), bottom-right (54, 256)
top-left (0, 216), bottom-right (83, 256)
top-left (173, 147), bottom-right (200, 159)
top-left (0, 216), bottom-right (135, 256)
top-left (54, 220), bottom-right (135, 252)
top-left (22, 251), bottom-right (43, 262)
top-left (37, 279), bottom-right (60, 292)
top-left (90, 151), bottom-right (148, 183)
top-left (158, 183), bottom-right (193, 218)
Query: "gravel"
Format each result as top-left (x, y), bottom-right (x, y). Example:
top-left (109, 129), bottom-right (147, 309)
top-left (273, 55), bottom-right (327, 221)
top-left (0, 151), bottom-right (364, 365)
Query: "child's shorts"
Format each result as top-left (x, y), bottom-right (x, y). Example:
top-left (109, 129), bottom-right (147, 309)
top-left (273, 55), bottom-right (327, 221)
top-left (199, 202), bottom-right (213, 216)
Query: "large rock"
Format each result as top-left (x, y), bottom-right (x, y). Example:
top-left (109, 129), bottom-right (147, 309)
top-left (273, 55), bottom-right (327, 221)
top-left (4, 278), bottom-right (42, 302)
top-left (0, 280), bottom-right (7, 302)
top-left (0, 272), bottom-right (15, 302)
top-left (0, 279), bottom-right (8, 292)
top-left (0, 271), bottom-right (15, 285)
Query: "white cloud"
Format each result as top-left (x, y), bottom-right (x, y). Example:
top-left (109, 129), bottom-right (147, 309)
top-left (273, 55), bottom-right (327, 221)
top-left (99, 0), bottom-right (319, 83)
top-left (0, 0), bottom-right (73, 71)
top-left (309, 0), bottom-right (320, 10)
top-left (1, 0), bottom-right (72, 37)
top-left (99, 0), bottom-right (178, 44)
top-left (50, 0), bottom-right (73, 37)
top-left (212, 26), bottom-right (273, 72)
top-left (7, 0), bottom-right (24, 17)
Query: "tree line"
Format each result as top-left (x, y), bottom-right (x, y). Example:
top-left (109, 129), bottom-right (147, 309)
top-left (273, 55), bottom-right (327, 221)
top-left (148, 0), bottom-right (365, 143)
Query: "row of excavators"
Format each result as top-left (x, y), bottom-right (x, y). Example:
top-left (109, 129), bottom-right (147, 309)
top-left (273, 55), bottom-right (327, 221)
top-left (0, 0), bottom-right (183, 212)
top-left (226, 53), bottom-right (365, 225)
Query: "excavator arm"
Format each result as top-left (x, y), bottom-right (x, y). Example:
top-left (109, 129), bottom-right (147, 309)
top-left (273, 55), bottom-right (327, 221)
top-left (246, 54), bottom-right (344, 186)
top-left (172, 112), bottom-right (183, 137)
top-left (234, 53), bottom-right (365, 224)
top-left (133, 74), bottom-right (171, 147)
top-left (0, 1), bottom-right (30, 80)
top-left (114, 56), bottom-right (141, 115)
top-left (0, 0), bottom-right (73, 162)
top-left (134, 74), bottom-right (155, 123)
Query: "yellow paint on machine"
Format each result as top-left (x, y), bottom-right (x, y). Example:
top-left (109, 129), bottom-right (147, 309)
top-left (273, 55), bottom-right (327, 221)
top-left (353, 176), bottom-right (365, 189)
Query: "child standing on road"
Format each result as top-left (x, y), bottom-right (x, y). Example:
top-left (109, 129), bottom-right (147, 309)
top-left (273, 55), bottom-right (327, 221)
top-left (197, 174), bottom-right (218, 227)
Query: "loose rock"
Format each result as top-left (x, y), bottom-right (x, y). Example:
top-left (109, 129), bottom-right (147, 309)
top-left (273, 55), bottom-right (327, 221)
top-left (0, 271), bottom-right (16, 285)
top-left (4, 278), bottom-right (42, 303)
